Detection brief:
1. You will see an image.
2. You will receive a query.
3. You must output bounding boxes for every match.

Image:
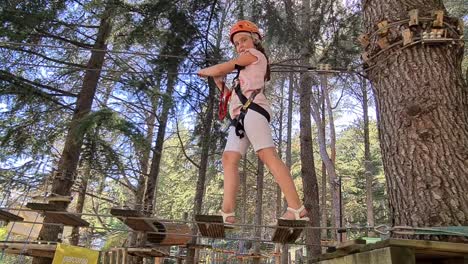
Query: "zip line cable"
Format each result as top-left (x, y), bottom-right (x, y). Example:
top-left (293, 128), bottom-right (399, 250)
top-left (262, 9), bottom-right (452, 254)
top-left (0, 41), bottom-right (222, 62)
top-left (2, 62), bottom-right (361, 75)
top-left (0, 41), bottom-right (366, 73)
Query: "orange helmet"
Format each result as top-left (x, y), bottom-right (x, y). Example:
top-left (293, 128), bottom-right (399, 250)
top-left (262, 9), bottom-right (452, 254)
top-left (229, 20), bottom-right (262, 43)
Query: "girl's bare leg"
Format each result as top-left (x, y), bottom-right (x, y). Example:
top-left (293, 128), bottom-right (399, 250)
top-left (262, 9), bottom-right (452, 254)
top-left (221, 151), bottom-right (242, 223)
top-left (257, 147), bottom-right (308, 219)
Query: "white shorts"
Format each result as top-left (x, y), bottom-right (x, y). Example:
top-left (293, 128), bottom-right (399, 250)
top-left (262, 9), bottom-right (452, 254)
top-left (224, 110), bottom-right (275, 156)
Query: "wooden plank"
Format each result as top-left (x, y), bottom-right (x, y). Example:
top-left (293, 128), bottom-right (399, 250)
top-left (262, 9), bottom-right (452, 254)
top-left (271, 219), bottom-right (307, 244)
top-left (432, 10), bottom-right (444, 28)
top-left (26, 202), bottom-right (62, 211)
top-left (110, 208), bottom-right (142, 218)
top-left (0, 209), bottom-right (24, 222)
top-left (358, 34), bottom-right (370, 48)
top-left (336, 239), bottom-right (367, 249)
top-left (146, 222), bottom-right (191, 245)
top-left (408, 9), bottom-right (419, 26)
top-left (4, 248), bottom-right (55, 258)
top-left (195, 215), bottom-right (226, 238)
top-left (377, 37), bottom-right (389, 49)
top-left (101, 251), bottom-right (108, 264)
top-left (182, 243), bottom-right (212, 249)
top-left (31, 195), bottom-right (72, 203)
top-left (110, 208), bottom-right (156, 232)
top-left (377, 21), bottom-right (389, 36)
top-left (386, 239), bottom-right (468, 254)
top-left (44, 212), bottom-right (90, 227)
top-left (123, 218), bottom-right (155, 232)
top-left (110, 249), bottom-right (116, 264)
top-left (0, 242), bottom-right (57, 251)
top-left (126, 247), bottom-right (169, 258)
top-left (402, 29), bottom-right (413, 46)
top-left (317, 246), bottom-right (415, 264)
top-left (122, 248), bottom-right (128, 264)
top-left (116, 248), bottom-right (122, 264)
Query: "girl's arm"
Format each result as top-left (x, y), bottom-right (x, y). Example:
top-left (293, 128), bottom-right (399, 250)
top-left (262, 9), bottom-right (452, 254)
top-left (197, 51), bottom-right (257, 77)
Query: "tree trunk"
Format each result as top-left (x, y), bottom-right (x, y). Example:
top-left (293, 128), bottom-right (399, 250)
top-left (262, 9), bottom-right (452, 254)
top-left (32, 5), bottom-right (114, 264)
top-left (253, 158), bottom-right (264, 264)
top-left (130, 79), bottom-right (159, 264)
top-left (299, 0), bottom-right (321, 260)
top-left (281, 73), bottom-right (295, 264)
top-left (309, 75), bottom-right (340, 240)
top-left (277, 78), bottom-right (286, 219)
top-left (299, 69), bottom-right (321, 259)
top-left (320, 85), bottom-right (328, 240)
top-left (143, 70), bottom-right (177, 216)
top-left (323, 75), bottom-right (342, 240)
top-left (361, 77), bottom-right (375, 236)
top-left (363, 0), bottom-right (468, 237)
top-left (186, 78), bottom-right (216, 264)
top-left (241, 157), bottom-right (247, 228)
top-left (70, 165), bottom-right (90, 246)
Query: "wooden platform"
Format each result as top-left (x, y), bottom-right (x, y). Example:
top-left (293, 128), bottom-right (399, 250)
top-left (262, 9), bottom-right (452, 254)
top-left (195, 215), bottom-right (228, 238)
top-left (44, 212), bottom-right (90, 227)
top-left (26, 202), bottom-right (62, 211)
top-left (110, 208), bottom-right (156, 232)
top-left (271, 219), bottom-right (308, 244)
top-left (314, 239), bottom-right (468, 263)
top-left (0, 209), bottom-right (24, 222)
top-left (181, 243), bottom-right (213, 249)
top-left (0, 241), bottom-right (57, 258)
top-left (30, 195), bottom-right (73, 203)
top-left (127, 247), bottom-right (169, 258)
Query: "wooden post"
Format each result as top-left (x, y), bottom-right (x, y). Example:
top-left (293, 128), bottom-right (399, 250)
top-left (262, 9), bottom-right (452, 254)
top-left (101, 251), bottom-right (108, 264)
top-left (122, 248), bottom-right (128, 264)
top-left (116, 248), bottom-right (122, 264)
top-left (110, 250), bottom-right (116, 264)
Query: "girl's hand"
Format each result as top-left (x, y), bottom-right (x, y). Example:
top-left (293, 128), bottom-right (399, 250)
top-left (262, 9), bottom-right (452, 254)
top-left (197, 69), bottom-right (209, 78)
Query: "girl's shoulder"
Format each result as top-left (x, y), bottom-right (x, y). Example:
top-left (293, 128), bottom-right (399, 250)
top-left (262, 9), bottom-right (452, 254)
top-left (241, 48), bottom-right (266, 65)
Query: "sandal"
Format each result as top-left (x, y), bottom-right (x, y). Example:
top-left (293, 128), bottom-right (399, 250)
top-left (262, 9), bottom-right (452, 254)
top-left (219, 210), bottom-right (236, 226)
top-left (280, 205), bottom-right (310, 221)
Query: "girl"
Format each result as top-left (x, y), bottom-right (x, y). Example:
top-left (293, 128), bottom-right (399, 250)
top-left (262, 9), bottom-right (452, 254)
top-left (197, 20), bottom-right (309, 224)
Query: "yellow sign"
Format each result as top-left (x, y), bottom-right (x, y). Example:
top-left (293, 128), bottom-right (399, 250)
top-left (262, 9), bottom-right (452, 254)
top-left (52, 243), bottom-right (99, 264)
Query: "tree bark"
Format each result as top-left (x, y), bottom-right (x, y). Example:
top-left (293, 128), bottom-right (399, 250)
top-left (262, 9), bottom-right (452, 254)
top-left (363, 0), bottom-right (468, 237)
top-left (323, 75), bottom-right (342, 240)
top-left (143, 70), bottom-right (177, 216)
top-left (32, 5), bottom-right (114, 264)
top-left (186, 76), bottom-right (216, 264)
top-left (298, 0), bottom-right (321, 260)
top-left (70, 165), bottom-right (90, 246)
top-left (320, 83), bottom-right (328, 240)
top-left (281, 73), bottom-right (295, 264)
top-left (361, 77), bottom-right (375, 235)
top-left (310, 75), bottom-right (340, 240)
top-left (253, 158), bottom-right (264, 264)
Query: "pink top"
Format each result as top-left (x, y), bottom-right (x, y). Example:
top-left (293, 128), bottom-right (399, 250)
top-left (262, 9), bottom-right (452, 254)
top-left (229, 48), bottom-right (272, 118)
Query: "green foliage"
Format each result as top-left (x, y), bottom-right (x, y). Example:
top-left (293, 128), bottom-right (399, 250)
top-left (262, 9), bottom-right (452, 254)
top-left (336, 120), bottom-right (388, 225)
top-left (73, 108), bottom-right (148, 153)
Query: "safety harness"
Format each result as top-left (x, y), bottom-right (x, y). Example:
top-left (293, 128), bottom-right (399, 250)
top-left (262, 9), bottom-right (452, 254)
top-left (230, 64), bottom-right (270, 138)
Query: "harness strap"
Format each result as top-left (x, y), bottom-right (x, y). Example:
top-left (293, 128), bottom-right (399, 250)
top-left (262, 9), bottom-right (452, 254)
top-left (231, 64), bottom-right (270, 138)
